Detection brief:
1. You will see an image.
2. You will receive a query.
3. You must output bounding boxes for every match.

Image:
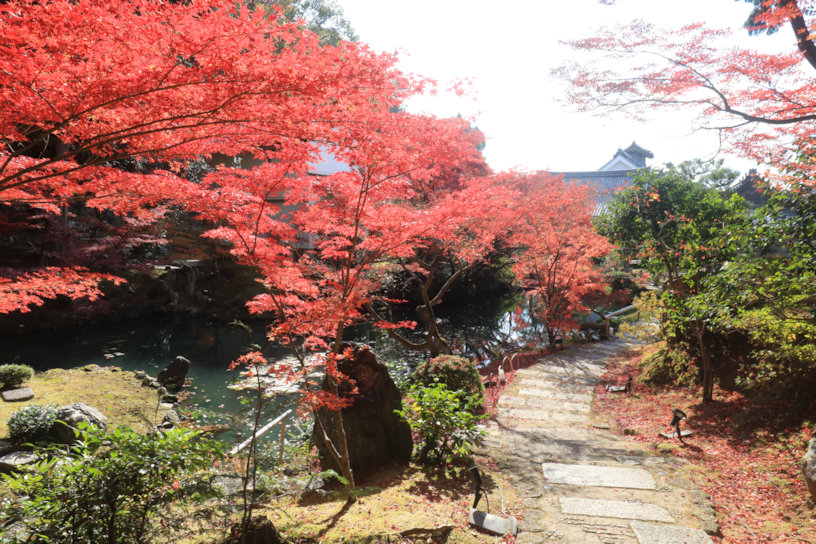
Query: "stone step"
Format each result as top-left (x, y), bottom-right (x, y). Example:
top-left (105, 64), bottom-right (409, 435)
top-left (518, 379), bottom-right (595, 393)
top-left (517, 388), bottom-right (593, 402)
top-left (498, 397), bottom-right (591, 413)
top-left (542, 462), bottom-right (657, 490)
top-left (630, 521), bottom-right (713, 544)
top-left (559, 497), bottom-right (674, 523)
top-left (498, 408), bottom-right (590, 424)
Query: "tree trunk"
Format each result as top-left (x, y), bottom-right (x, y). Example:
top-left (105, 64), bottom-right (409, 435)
top-left (319, 370), bottom-right (355, 487)
top-left (696, 321), bottom-right (714, 403)
top-left (546, 327), bottom-right (557, 350)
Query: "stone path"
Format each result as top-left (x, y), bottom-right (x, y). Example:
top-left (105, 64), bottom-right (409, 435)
top-left (475, 340), bottom-right (718, 544)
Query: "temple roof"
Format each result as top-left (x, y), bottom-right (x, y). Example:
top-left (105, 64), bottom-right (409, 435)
top-left (599, 141), bottom-right (654, 171)
top-left (557, 169), bottom-right (637, 216)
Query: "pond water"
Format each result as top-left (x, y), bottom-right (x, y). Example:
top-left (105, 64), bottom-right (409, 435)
top-left (0, 316), bottom-right (289, 414)
top-left (0, 290), bottom-right (524, 443)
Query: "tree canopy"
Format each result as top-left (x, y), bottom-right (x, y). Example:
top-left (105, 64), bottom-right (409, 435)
top-left (0, 0), bottom-right (424, 314)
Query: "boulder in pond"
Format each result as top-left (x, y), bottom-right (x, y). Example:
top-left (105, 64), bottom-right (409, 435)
top-left (803, 437), bottom-right (816, 499)
top-left (162, 409), bottom-right (180, 426)
top-left (50, 403), bottom-right (108, 444)
top-left (312, 342), bottom-right (412, 472)
top-left (157, 356), bottom-right (191, 391)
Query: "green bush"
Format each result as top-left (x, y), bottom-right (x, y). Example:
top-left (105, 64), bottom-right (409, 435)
top-left (639, 343), bottom-right (696, 386)
top-left (0, 364), bottom-right (34, 389)
top-left (412, 355), bottom-right (483, 401)
top-left (396, 381), bottom-right (486, 465)
top-left (7, 404), bottom-right (57, 444)
top-left (0, 424), bottom-right (225, 544)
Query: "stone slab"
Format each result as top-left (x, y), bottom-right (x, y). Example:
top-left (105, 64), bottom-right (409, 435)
top-left (1, 388), bottom-right (34, 402)
top-left (497, 396), bottom-right (527, 408)
top-left (519, 388), bottom-right (593, 402)
top-left (559, 497), bottom-right (674, 522)
top-left (563, 402), bottom-right (591, 413)
top-left (468, 509), bottom-right (518, 536)
top-left (521, 379), bottom-right (594, 392)
top-left (630, 521), bottom-right (714, 544)
top-left (550, 411), bottom-right (591, 424)
top-left (501, 409), bottom-right (590, 424)
top-left (542, 462), bottom-right (657, 489)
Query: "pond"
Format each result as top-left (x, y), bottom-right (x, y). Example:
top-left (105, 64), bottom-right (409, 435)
top-left (0, 316), bottom-right (289, 413)
top-left (0, 290), bottom-right (523, 443)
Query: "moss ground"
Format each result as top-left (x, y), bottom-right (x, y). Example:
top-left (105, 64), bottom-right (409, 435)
top-left (258, 462), bottom-right (520, 543)
top-left (0, 367), bottom-right (168, 437)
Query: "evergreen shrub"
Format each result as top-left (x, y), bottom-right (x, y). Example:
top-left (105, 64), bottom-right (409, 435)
top-left (0, 425), bottom-right (224, 544)
top-left (396, 381), bottom-right (486, 465)
top-left (7, 404), bottom-right (57, 444)
top-left (0, 364), bottom-right (34, 388)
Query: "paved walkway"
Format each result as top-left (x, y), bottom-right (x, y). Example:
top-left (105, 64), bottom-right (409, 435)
top-left (476, 340), bottom-right (718, 544)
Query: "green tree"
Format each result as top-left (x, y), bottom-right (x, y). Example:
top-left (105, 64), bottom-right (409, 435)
top-left (262, 0), bottom-right (358, 45)
top-left (595, 165), bottom-right (748, 402)
top-left (694, 180), bottom-right (816, 391)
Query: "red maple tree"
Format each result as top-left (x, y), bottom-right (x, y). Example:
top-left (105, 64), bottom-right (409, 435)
top-left (0, 0), bottom-right (423, 313)
top-left (509, 173), bottom-right (611, 348)
top-left (557, 0), bottom-right (816, 183)
top-left (201, 111), bottom-right (493, 485)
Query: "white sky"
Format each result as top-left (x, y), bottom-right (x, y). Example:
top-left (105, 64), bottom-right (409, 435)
top-left (335, 0), bottom-right (796, 174)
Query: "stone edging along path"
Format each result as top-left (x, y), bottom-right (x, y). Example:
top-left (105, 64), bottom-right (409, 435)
top-left (475, 340), bottom-right (719, 544)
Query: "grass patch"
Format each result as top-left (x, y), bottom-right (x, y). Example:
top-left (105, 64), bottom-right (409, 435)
top-left (0, 367), bottom-right (167, 437)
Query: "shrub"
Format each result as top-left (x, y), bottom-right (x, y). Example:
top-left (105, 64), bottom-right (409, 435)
top-left (639, 343), bottom-right (696, 386)
top-left (0, 364), bottom-right (34, 389)
top-left (412, 355), bottom-right (483, 401)
top-left (0, 425), bottom-right (225, 544)
top-left (7, 404), bottom-right (57, 444)
top-left (396, 381), bottom-right (486, 465)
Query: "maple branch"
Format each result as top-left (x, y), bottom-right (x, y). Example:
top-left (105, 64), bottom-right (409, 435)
top-left (428, 260), bottom-right (476, 307)
top-left (365, 301), bottom-right (430, 352)
top-left (786, 0), bottom-right (816, 70)
top-left (572, 46), bottom-right (816, 127)
top-left (0, 82), bottom-right (311, 191)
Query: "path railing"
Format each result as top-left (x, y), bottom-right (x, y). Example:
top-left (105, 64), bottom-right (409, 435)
top-left (230, 408), bottom-right (293, 466)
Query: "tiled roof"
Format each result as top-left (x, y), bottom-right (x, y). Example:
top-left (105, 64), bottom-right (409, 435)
top-left (554, 169), bottom-right (638, 216)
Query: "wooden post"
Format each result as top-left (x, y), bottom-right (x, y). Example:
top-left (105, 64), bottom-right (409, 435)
top-left (279, 416), bottom-right (287, 466)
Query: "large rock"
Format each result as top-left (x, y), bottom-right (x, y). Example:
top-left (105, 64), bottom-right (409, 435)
top-left (50, 403), bottom-right (108, 444)
top-left (0, 451), bottom-right (37, 473)
top-left (157, 356), bottom-right (191, 391)
top-left (1, 387), bottom-right (34, 402)
top-left (312, 342), bottom-right (412, 472)
top-left (803, 438), bottom-right (816, 499)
